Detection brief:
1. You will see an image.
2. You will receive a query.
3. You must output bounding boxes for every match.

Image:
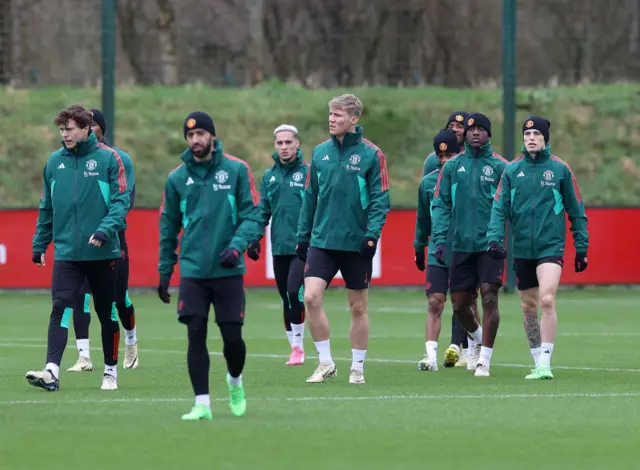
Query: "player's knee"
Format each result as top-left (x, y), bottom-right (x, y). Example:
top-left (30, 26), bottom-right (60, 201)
top-left (427, 295), bottom-right (445, 315)
top-left (219, 322), bottom-right (243, 345)
top-left (303, 288), bottom-right (323, 311)
top-left (186, 316), bottom-right (208, 342)
top-left (51, 298), bottom-right (68, 315)
top-left (348, 297), bottom-right (367, 317)
top-left (520, 296), bottom-right (537, 316)
top-left (539, 293), bottom-right (556, 313)
top-left (481, 290), bottom-right (498, 312)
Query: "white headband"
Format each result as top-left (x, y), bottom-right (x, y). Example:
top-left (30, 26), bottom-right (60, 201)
top-left (274, 124), bottom-right (299, 136)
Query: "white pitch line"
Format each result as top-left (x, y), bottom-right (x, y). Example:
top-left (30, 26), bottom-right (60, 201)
top-left (2, 342), bottom-right (640, 373)
top-left (1, 391), bottom-right (639, 407)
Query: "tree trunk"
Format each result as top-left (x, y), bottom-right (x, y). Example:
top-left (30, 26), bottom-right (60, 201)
top-left (0, 0), bottom-right (12, 84)
top-left (156, 0), bottom-right (179, 85)
top-left (246, 0), bottom-right (265, 85)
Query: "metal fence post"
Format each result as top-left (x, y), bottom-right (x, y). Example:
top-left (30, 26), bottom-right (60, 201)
top-left (102, 0), bottom-right (116, 144)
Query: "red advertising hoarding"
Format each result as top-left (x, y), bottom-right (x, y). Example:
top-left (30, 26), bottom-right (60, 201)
top-left (0, 208), bottom-right (637, 288)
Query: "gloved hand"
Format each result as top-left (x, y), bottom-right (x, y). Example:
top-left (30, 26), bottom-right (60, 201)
top-left (487, 241), bottom-right (506, 260)
top-left (89, 231), bottom-right (108, 247)
top-left (247, 240), bottom-right (261, 261)
top-left (434, 243), bottom-right (447, 265)
top-left (575, 252), bottom-right (588, 272)
top-left (414, 248), bottom-right (425, 271)
top-left (157, 278), bottom-right (171, 304)
top-left (296, 242), bottom-right (309, 261)
top-left (220, 247), bottom-right (241, 268)
top-left (32, 252), bottom-right (44, 266)
top-left (360, 237), bottom-right (377, 260)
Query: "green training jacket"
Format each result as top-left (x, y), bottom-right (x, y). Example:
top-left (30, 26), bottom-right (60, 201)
top-left (258, 149), bottom-right (308, 256)
top-left (431, 141), bottom-right (507, 253)
top-left (486, 145), bottom-right (588, 258)
top-left (158, 140), bottom-right (262, 281)
top-left (32, 131), bottom-right (130, 261)
top-left (296, 125), bottom-right (391, 252)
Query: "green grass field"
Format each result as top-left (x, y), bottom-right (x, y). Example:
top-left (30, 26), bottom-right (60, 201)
top-left (1, 288), bottom-right (640, 469)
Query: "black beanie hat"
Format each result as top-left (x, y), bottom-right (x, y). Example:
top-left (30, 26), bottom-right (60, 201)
top-left (184, 111), bottom-right (216, 139)
top-left (523, 116), bottom-right (551, 143)
top-left (90, 108), bottom-right (106, 133)
top-left (464, 112), bottom-right (492, 137)
top-left (433, 128), bottom-right (460, 155)
top-left (445, 111), bottom-right (469, 128)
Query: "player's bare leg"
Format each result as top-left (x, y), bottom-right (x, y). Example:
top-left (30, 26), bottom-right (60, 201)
top-left (527, 263), bottom-right (562, 379)
top-left (304, 277), bottom-right (336, 383)
top-left (453, 293), bottom-right (480, 367)
top-left (347, 288), bottom-right (368, 383)
top-left (475, 283), bottom-right (501, 376)
top-left (450, 290), bottom-right (483, 370)
top-left (520, 287), bottom-right (542, 367)
top-left (419, 293), bottom-right (445, 371)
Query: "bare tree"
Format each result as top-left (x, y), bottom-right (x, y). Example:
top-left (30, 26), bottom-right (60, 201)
top-left (156, 0), bottom-right (179, 85)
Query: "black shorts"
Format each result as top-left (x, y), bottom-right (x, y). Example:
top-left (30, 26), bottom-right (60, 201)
top-left (449, 251), bottom-right (504, 292)
top-left (514, 257), bottom-right (564, 290)
top-left (426, 265), bottom-right (449, 296)
top-left (177, 276), bottom-right (245, 325)
top-left (304, 247), bottom-right (372, 290)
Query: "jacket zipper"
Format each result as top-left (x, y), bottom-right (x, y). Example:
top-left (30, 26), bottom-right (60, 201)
top-left (531, 160), bottom-right (536, 257)
top-left (330, 141), bottom-right (341, 248)
top-left (74, 157), bottom-right (78, 259)
top-left (472, 156), bottom-right (477, 252)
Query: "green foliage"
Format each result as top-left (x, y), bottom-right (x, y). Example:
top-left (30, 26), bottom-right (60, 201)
top-left (1, 83), bottom-right (639, 207)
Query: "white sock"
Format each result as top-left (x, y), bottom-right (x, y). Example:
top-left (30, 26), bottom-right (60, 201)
top-left (77, 339), bottom-right (90, 358)
top-left (314, 339), bottom-right (334, 365)
top-left (479, 346), bottom-right (493, 367)
top-left (470, 327), bottom-right (483, 344)
top-left (351, 349), bottom-right (366, 372)
top-left (462, 348), bottom-right (469, 357)
top-left (539, 343), bottom-right (554, 368)
top-left (468, 337), bottom-right (476, 353)
top-left (104, 365), bottom-right (117, 379)
top-left (45, 362), bottom-right (59, 379)
top-left (531, 347), bottom-right (542, 367)
top-left (195, 394), bottom-right (211, 407)
top-left (291, 323), bottom-right (304, 349)
top-left (124, 326), bottom-right (137, 345)
top-left (426, 341), bottom-right (438, 362)
top-left (228, 373), bottom-right (242, 386)
top-left (286, 330), bottom-right (293, 346)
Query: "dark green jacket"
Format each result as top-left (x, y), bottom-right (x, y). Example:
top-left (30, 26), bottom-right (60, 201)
top-left (158, 140), bottom-right (262, 281)
top-left (487, 145), bottom-right (589, 258)
top-left (103, 138), bottom-right (135, 225)
top-left (422, 152), bottom-right (438, 178)
top-left (432, 141), bottom-right (507, 253)
top-left (32, 131), bottom-right (130, 260)
top-left (414, 166), bottom-right (451, 267)
top-left (258, 149), bottom-right (308, 256)
top-left (297, 126), bottom-right (391, 252)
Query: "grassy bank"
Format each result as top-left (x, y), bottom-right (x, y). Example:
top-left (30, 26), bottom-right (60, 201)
top-left (1, 82), bottom-right (639, 207)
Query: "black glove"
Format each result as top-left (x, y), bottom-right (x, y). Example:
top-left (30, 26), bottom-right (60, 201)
top-left (92, 231), bottom-right (108, 243)
top-left (32, 252), bottom-right (43, 265)
top-left (220, 247), bottom-right (241, 268)
top-left (487, 241), bottom-right (506, 260)
top-left (575, 252), bottom-right (588, 272)
top-left (296, 242), bottom-right (309, 261)
top-left (434, 243), bottom-right (447, 266)
top-left (360, 237), bottom-right (377, 260)
top-left (157, 278), bottom-right (171, 304)
top-left (414, 248), bottom-right (425, 271)
top-left (247, 240), bottom-right (261, 261)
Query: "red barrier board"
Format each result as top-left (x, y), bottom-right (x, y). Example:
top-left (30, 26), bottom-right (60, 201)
top-left (0, 208), bottom-right (637, 288)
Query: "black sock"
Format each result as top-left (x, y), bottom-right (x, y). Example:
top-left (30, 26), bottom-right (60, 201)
top-left (451, 314), bottom-right (467, 348)
top-left (186, 316), bottom-right (210, 396)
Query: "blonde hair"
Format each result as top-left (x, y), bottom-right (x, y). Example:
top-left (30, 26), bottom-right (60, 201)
top-left (328, 94), bottom-right (363, 117)
top-left (273, 124), bottom-right (299, 136)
